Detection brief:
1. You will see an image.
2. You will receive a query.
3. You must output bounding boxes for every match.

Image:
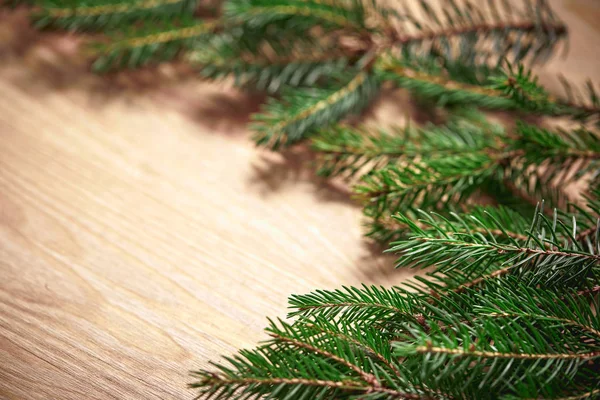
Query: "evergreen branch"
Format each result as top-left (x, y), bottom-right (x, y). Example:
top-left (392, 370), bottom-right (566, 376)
top-left (288, 284), bottom-right (418, 325)
top-left (399, 234), bottom-right (600, 262)
top-left (187, 34), bottom-right (353, 93)
top-left (392, 21), bottom-right (566, 48)
top-left (410, 345), bottom-right (600, 361)
top-left (387, 0), bottom-right (566, 65)
top-left (33, 0), bottom-right (198, 30)
top-left (91, 19), bottom-right (217, 71)
top-left (378, 57), bottom-right (599, 126)
top-left (402, 206), bottom-right (532, 243)
top-left (252, 72), bottom-right (378, 148)
top-left (311, 118), bottom-right (500, 179)
top-left (491, 63), bottom-right (600, 123)
top-left (191, 375), bottom-right (429, 400)
top-left (498, 124), bottom-right (600, 213)
top-left (352, 118), bottom-right (595, 245)
top-left (192, 318), bottom-right (433, 399)
top-left (301, 320), bottom-right (401, 376)
top-left (391, 279), bottom-right (600, 397)
top-left (44, 0), bottom-right (186, 17)
top-left (356, 154), bottom-right (497, 221)
top-left (365, 204), bottom-right (532, 248)
top-left (376, 59), bottom-right (518, 109)
top-left (486, 312), bottom-right (600, 338)
top-left (270, 333), bottom-right (378, 386)
top-left (513, 122), bottom-right (600, 161)
top-left (471, 279), bottom-right (600, 338)
top-left (223, 0), bottom-right (367, 30)
top-left (391, 208), bottom-right (600, 288)
top-left (367, 213), bottom-right (531, 247)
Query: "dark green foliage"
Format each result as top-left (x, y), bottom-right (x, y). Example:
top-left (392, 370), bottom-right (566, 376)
top-left (91, 18), bottom-right (215, 72)
top-left (392, 280), bottom-right (600, 399)
top-left (252, 72), bottom-right (379, 148)
top-left (186, 22), bottom-right (364, 93)
top-left (352, 118), bottom-right (600, 241)
top-left (390, 206), bottom-right (600, 289)
top-left (490, 63), bottom-right (600, 123)
top-left (32, 0), bottom-right (198, 31)
top-left (357, 154), bottom-right (497, 220)
top-left (388, 0), bottom-right (566, 64)
top-left (194, 207), bottom-right (600, 399)
top-left (188, 33), bottom-right (353, 93)
top-left (222, 0), bottom-right (369, 30)
top-left (312, 117), bottom-right (502, 179)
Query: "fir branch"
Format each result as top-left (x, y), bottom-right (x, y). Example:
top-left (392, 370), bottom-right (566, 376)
top-left (386, 0), bottom-right (566, 65)
top-left (301, 319), bottom-right (401, 376)
top-left (486, 312), bottom-right (600, 338)
top-left (33, 0), bottom-right (198, 31)
top-left (391, 207), bottom-right (600, 289)
top-left (392, 279), bottom-right (600, 397)
top-left (91, 19), bottom-right (217, 71)
top-left (491, 63), bottom-right (600, 123)
top-left (223, 0), bottom-right (368, 30)
top-left (375, 58), bottom-right (518, 109)
top-left (288, 284), bottom-right (421, 328)
top-left (265, 319), bottom-right (387, 387)
top-left (192, 375), bottom-right (429, 400)
top-left (311, 118), bottom-right (500, 179)
top-left (356, 154), bottom-right (497, 221)
top-left (365, 205), bottom-right (532, 249)
top-left (192, 318), bottom-right (433, 399)
top-left (505, 123), bottom-right (600, 199)
top-left (252, 72), bottom-right (378, 148)
top-left (186, 33), bottom-right (353, 93)
top-left (378, 57), bottom-right (600, 126)
top-left (409, 345), bottom-right (599, 361)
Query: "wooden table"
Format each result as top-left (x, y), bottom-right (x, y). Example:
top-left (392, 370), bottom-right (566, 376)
top-left (1, 2), bottom-right (599, 399)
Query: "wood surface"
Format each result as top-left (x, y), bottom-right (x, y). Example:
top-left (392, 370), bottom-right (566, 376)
top-left (1, 2), bottom-right (600, 399)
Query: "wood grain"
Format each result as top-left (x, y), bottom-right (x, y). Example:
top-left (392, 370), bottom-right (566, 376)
top-left (1, 2), bottom-right (599, 399)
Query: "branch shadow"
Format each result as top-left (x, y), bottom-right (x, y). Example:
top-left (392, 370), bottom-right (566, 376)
top-left (1, 6), bottom-right (416, 285)
top-left (248, 145), bottom-right (357, 207)
top-left (0, 7), bottom-right (270, 137)
top-left (187, 91), bottom-right (266, 135)
top-left (0, 9), bottom-right (207, 101)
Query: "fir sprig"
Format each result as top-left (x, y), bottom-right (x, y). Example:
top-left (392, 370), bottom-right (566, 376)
top-left (491, 63), bottom-right (600, 123)
top-left (186, 31), bottom-right (358, 92)
top-left (390, 207), bottom-right (600, 289)
top-left (312, 118), bottom-right (502, 179)
top-left (33, 0), bottom-right (198, 31)
top-left (223, 0), bottom-right (369, 31)
top-left (252, 72), bottom-right (379, 148)
top-left (91, 18), bottom-right (217, 71)
top-left (385, 0), bottom-right (567, 69)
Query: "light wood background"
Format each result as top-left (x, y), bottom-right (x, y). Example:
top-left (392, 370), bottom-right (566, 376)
top-left (1, 2), bottom-right (599, 399)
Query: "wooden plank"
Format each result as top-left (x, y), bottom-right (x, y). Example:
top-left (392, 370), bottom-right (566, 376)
top-left (1, 1), bottom-right (599, 398)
